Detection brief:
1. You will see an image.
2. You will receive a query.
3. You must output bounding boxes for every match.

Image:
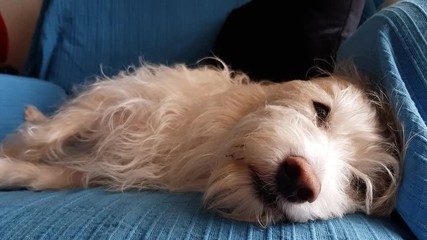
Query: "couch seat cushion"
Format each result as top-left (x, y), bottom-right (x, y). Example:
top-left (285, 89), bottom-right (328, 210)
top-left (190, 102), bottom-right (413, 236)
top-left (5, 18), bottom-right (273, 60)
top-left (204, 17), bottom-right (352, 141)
top-left (0, 189), bottom-right (415, 239)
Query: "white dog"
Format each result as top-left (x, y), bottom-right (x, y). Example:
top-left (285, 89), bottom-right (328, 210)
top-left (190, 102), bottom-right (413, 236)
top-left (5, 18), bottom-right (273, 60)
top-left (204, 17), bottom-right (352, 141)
top-left (0, 63), bottom-right (402, 226)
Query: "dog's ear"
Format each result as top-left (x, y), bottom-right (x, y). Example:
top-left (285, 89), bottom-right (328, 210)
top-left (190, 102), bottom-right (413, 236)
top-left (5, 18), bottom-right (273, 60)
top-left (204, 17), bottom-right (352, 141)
top-left (368, 88), bottom-right (405, 215)
top-left (331, 63), bottom-right (405, 215)
top-left (349, 156), bottom-right (399, 216)
top-left (357, 87), bottom-right (404, 216)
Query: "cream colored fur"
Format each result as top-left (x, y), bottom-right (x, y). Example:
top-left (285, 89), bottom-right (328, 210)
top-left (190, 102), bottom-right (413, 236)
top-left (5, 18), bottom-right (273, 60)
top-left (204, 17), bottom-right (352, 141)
top-left (0, 63), bottom-right (402, 226)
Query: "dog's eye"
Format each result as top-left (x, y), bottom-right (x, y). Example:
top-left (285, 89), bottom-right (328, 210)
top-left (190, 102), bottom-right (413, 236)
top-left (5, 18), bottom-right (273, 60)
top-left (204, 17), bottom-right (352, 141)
top-left (313, 101), bottom-right (330, 126)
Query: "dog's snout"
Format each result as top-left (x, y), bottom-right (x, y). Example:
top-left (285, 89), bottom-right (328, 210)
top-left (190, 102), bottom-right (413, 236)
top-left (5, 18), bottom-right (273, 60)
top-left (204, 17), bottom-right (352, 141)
top-left (276, 156), bottom-right (321, 203)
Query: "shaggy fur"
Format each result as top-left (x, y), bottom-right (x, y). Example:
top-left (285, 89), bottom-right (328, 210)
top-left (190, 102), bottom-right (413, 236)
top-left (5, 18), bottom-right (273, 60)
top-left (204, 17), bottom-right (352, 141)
top-left (0, 63), bottom-right (402, 226)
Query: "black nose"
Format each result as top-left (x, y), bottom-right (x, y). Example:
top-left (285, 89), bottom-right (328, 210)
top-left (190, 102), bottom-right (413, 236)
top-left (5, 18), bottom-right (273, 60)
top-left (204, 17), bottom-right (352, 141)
top-left (276, 156), bottom-right (321, 203)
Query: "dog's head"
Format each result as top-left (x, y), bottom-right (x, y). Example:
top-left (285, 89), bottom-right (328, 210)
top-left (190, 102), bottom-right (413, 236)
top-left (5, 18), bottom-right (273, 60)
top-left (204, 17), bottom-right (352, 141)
top-left (204, 75), bottom-right (403, 226)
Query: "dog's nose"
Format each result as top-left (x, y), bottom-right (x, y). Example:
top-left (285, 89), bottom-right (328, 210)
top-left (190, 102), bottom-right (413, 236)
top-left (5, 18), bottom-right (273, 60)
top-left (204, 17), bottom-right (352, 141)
top-left (276, 156), bottom-right (321, 203)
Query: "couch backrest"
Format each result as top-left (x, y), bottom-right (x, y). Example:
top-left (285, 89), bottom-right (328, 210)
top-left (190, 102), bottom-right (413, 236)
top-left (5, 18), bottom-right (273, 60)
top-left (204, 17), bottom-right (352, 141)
top-left (25, 0), bottom-right (250, 94)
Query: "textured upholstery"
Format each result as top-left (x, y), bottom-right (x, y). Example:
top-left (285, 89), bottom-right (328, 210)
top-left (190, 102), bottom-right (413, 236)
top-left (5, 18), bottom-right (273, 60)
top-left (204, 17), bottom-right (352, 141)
top-left (0, 0), bottom-right (424, 239)
top-left (0, 189), bottom-right (414, 239)
top-left (25, 0), bottom-right (250, 93)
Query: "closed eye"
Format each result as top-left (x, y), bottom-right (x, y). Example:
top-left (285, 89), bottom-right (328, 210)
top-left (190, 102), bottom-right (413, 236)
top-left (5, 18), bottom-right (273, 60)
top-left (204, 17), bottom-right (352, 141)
top-left (313, 101), bottom-right (330, 127)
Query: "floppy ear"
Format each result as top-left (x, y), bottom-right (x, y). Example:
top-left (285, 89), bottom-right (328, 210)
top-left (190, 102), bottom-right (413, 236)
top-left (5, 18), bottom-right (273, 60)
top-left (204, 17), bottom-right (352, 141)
top-left (351, 87), bottom-right (404, 216)
top-left (369, 89), bottom-right (405, 215)
top-left (327, 63), bottom-right (404, 216)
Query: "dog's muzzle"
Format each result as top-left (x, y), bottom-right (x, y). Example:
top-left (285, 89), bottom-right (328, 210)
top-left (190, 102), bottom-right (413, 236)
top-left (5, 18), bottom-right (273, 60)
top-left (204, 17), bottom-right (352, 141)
top-left (276, 156), bottom-right (321, 203)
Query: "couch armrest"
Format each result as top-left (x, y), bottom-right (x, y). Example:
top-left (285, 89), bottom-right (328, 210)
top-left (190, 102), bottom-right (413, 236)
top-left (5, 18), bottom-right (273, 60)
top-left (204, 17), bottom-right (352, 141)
top-left (0, 74), bottom-right (65, 139)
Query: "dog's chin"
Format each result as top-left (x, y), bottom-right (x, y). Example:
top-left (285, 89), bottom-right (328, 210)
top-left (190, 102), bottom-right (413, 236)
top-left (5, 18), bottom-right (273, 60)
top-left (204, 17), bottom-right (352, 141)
top-left (204, 163), bottom-right (304, 226)
top-left (203, 162), bottom-right (281, 226)
top-left (204, 173), bottom-right (309, 226)
top-left (249, 170), bottom-right (322, 224)
top-left (204, 161), bottom-right (359, 226)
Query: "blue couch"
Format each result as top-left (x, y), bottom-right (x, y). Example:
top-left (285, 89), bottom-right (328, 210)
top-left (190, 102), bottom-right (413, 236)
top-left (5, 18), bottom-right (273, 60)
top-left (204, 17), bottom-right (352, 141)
top-left (0, 0), bottom-right (425, 239)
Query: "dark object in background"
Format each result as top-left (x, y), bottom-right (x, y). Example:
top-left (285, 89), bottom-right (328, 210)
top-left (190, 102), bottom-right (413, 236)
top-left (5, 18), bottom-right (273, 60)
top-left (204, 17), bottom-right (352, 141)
top-left (212, 0), bottom-right (366, 82)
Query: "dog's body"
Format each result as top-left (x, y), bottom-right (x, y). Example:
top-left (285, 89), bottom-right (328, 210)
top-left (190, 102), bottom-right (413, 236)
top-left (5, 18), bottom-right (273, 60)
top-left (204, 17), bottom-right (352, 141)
top-left (0, 64), bottom-right (401, 225)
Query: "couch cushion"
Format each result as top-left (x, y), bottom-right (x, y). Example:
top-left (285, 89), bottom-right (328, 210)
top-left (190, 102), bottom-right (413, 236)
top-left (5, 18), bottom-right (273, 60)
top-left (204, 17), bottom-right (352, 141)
top-left (25, 0), bottom-right (250, 94)
top-left (0, 74), bottom-right (65, 139)
top-left (0, 189), bottom-right (415, 239)
top-left (337, 0), bottom-right (427, 239)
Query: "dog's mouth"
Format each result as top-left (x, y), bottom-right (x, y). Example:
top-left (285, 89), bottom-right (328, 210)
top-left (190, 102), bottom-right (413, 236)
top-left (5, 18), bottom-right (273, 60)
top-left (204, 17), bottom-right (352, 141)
top-left (250, 167), bottom-right (279, 207)
top-left (250, 156), bottom-right (321, 207)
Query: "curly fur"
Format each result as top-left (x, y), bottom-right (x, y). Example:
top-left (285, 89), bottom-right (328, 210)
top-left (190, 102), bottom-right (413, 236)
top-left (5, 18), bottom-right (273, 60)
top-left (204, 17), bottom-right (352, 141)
top-left (0, 62), bottom-right (403, 226)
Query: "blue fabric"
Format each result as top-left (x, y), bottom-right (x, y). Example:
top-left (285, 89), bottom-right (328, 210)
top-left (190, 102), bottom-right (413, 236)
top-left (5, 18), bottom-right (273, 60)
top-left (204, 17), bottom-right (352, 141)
top-left (338, 0), bottom-right (427, 239)
top-left (360, 0), bottom-right (388, 24)
top-left (0, 0), bottom-right (423, 239)
top-left (25, 0), bottom-right (250, 94)
top-left (0, 188), bottom-right (414, 239)
top-left (0, 74), bottom-right (66, 139)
